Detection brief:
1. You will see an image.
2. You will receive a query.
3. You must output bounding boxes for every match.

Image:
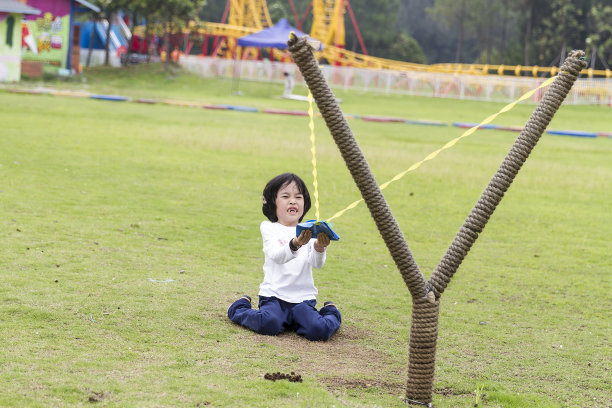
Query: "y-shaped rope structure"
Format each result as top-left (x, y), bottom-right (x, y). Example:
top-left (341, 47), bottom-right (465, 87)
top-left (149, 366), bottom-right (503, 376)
top-left (288, 34), bottom-right (585, 405)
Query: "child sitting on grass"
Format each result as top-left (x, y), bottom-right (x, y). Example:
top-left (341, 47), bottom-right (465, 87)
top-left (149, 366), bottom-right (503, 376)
top-left (228, 173), bottom-right (341, 341)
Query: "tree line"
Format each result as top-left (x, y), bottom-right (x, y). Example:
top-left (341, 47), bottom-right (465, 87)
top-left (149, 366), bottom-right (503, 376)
top-left (416, 0), bottom-right (611, 69)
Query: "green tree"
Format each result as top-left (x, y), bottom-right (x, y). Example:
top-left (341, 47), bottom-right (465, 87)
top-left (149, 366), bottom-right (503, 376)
top-left (427, 0), bottom-right (469, 62)
top-left (343, 0), bottom-right (400, 57)
top-left (146, 0), bottom-right (204, 68)
top-left (534, 0), bottom-right (588, 66)
top-left (386, 31), bottom-right (427, 63)
top-left (121, 0), bottom-right (151, 62)
top-left (466, 0), bottom-right (504, 64)
top-left (92, 0), bottom-right (129, 65)
top-left (509, 0), bottom-right (549, 66)
top-left (267, 0), bottom-right (291, 24)
top-left (397, 0), bottom-right (458, 63)
top-left (586, 1), bottom-right (612, 69)
top-left (467, 0), bottom-right (523, 65)
top-left (199, 0), bottom-right (227, 22)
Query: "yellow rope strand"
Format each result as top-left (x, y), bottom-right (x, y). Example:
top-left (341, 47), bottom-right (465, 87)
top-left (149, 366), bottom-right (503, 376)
top-left (326, 75), bottom-right (557, 223)
top-left (308, 91), bottom-right (320, 221)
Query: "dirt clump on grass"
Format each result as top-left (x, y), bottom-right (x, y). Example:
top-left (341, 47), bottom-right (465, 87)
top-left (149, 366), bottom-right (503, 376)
top-left (264, 371), bottom-right (303, 382)
top-left (88, 391), bottom-right (110, 403)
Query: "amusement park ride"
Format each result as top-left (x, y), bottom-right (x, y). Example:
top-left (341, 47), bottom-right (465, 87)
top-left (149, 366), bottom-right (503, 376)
top-left (188, 0), bottom-right (611, 78)
top-left (195, 0), bottom-right (431, 71)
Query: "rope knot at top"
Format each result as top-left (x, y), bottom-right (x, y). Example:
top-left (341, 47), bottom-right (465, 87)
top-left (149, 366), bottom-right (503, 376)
top-left (564, 50), bottom-right (587, 76)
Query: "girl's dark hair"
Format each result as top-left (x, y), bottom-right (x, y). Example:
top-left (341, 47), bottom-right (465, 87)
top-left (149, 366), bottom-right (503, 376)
top-left (262, 173), bottom-right (311, 222)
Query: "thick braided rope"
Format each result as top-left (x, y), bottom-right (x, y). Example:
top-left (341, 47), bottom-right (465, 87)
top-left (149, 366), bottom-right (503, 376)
top-left (288, 34), bottom-right (428, 299)
top-left (405, 297), bottom-right (439, 405)
top-left (428, 51), bottom-right (587, 298)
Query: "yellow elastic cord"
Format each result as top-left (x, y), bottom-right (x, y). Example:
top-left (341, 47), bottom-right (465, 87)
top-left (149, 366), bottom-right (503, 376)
top-left (308, 91), bottom-right (320, 221)
top-left (326, 75), bottom-right (557, 223)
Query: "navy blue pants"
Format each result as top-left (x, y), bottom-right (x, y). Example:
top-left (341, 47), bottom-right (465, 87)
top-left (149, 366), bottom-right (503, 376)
top-left (227, 296), bottom-right (341, 341)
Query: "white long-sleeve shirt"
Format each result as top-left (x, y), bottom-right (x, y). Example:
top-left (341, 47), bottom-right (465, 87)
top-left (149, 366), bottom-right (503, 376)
top-left (258, 220), bottom-right (326, 303)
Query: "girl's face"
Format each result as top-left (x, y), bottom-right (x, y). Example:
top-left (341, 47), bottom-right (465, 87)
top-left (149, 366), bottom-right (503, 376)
top-left (275, 181), bottom-right (304, 227)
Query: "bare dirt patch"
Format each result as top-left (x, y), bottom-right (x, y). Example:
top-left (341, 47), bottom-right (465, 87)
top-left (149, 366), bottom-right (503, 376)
top-left (434, 387), bottom-right (473, 396)
top-left (243, 322), bottom-right (407, 396)
top-left (322, 376), bottom-right (405, 395)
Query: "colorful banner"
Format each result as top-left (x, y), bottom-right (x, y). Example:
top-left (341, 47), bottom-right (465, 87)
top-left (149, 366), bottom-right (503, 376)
top-left (22, 0), bottom-right (72, 69)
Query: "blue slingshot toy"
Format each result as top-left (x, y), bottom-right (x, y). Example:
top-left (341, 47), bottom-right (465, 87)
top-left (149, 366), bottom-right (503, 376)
top-left (296, 220), bottom-right (340, 241)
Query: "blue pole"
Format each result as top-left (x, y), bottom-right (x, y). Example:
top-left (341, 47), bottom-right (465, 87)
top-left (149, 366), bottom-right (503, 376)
top-left (67, 0), bottom-right (75, 72)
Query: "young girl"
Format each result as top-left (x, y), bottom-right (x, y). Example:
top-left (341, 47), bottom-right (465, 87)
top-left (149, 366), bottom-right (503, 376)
top-left (227, 173), bottom-right (341, 341)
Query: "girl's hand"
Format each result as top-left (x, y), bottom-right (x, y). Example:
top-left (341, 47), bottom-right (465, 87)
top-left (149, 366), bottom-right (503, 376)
top-left (293, 229), bottom-right (312, 249)
top-left (314, 232), bottom-right (330, 253)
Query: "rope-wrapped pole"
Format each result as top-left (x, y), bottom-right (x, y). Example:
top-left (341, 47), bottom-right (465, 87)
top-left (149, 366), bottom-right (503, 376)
top-left (287, 34), bottom-right (428, 299)
top-left (405, 296), bottom-right (439, 405)
top-left (428, 51), bottom-right (587, 299)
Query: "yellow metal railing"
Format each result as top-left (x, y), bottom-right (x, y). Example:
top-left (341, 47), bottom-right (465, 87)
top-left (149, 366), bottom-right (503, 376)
top-left (430, 62), bottom-right (611, 78)
top-left (319, 46), bottom-right (430, 72)
top-left (194, 22), bottom-right (257, 38)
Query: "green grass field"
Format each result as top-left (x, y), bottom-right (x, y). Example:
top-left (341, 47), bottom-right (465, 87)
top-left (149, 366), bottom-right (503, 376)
top-left (1, 64), bottom-right (610, 407)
